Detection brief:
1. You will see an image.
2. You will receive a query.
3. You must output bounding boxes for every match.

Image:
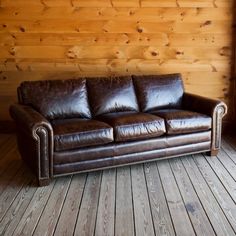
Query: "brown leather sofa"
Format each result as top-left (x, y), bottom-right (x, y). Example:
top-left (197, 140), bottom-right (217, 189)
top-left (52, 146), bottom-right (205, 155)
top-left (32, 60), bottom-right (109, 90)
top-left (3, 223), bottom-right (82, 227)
top-left (10, 74), bottom-right (227, 186)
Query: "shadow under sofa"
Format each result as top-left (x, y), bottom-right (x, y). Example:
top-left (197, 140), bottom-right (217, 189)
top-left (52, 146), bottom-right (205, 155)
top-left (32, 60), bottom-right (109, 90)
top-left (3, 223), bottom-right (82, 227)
top-left (10, 73), bottom-right (227, 186)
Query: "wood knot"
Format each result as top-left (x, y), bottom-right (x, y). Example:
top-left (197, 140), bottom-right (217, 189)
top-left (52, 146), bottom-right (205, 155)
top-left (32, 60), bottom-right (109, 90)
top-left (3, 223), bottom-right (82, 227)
top-left (151, 52), bottom-right (158, 56)
top-left (19, 26), bottom-right (25, 32)
top-left (176, 51), bottom-right (184, 55)
top-left (137, 27), bottom-right (143, 33)
top-left (200, 20), bottom-right (211, 28)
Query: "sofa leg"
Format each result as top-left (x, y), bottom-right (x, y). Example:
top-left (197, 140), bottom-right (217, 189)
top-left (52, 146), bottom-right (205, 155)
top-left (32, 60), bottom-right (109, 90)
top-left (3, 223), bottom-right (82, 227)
top-left (206, 150), bottom-right (219, 157)
top-left (38, 178), bottom-right (51, 187)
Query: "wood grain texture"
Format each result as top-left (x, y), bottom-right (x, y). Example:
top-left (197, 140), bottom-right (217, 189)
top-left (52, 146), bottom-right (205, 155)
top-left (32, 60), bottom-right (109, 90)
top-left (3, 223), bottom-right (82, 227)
top-left (182, 155), bottom-right (235, 235)
top-left (95, 169), bottom-right (116, 236)
top-left (74, 171), bottom-right (102, 236)
top-left (33, 176), bottom-right (72, 236)
top-left (0, 135), bottom-right (236, 235)
top-left (131, 164), bottom-right (155, 236)
top-left (54, 174), bottom-right (86, 236)
top-left (157, 160), bottom-right (195, 236)
top-left (0, 0), bottom-right (234, 122)
top-left (144, 162), bottom-right (175, 236)
top-left (115, 166), bottom-right (135, 236)
top-left (170, 158), bottom-right (215, 235)
top-left (193, 153), bottom-right (236, 232)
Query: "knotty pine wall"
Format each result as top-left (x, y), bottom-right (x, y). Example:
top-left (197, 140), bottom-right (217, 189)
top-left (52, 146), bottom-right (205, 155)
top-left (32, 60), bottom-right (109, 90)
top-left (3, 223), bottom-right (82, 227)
top-left (0, 0), bottom-right (235, 127)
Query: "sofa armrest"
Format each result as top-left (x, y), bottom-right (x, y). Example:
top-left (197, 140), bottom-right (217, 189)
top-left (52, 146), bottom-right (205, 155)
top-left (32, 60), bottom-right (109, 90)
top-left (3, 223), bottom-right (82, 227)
top-left (183, 93), bottom-right (227, 152)
top-left (10, 104), bottom-right (53, 185)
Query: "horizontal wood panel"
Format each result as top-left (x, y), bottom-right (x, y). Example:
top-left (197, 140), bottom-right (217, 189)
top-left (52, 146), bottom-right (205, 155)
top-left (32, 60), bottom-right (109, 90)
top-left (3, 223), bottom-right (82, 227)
top-left (0, 0), bottom-right (234, 8)
top-left (0, 59), bottom-right (232, 72)
top-left (0, 0), bottom-right (234, 122)
top-left (0, 7), bottom-right (233, 21)
top-left (0, 33), bottom-right (232, 47)
top-left (0, 20), bottom-right (232, 34)
top-left (0, 46), bottom-right (232, 60)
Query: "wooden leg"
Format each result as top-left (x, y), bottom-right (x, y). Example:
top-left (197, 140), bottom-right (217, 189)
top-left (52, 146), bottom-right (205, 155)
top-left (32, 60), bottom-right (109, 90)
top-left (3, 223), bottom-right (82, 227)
top-left (38, 178), bottom-right (51, 187)
top-left (206, 150), bottom-right (219, 157)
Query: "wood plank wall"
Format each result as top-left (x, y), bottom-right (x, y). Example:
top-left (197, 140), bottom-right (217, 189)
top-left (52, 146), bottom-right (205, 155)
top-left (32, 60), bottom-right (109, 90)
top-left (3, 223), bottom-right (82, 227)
top-left (0, 0), bottom-right (235, 126)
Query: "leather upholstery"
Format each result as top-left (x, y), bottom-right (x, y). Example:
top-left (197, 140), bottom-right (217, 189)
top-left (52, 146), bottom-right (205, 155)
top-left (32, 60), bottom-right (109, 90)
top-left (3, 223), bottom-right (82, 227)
top-left (10, 74), bottom-right (227, 186)
top-left (52, 118), bottom-right (113, 151)
top-left (98, 111), bottom-right (166, 142)
top-left (9, 104), bottom-right (53, 183)
top-left (133, 74), bottom-right (184, 112)
top-left (18, 79), bottom-right (91, 120)
top-left (152, 109), bottom-right (212, 135)
top-left (54, 131), bottom-right (211, 164)
top-left (183, 93), bottom-right (227, 151)
top-left (87, 76), bottom-right (139, 116)
top-left (53, 141), bottom-right (211, 175)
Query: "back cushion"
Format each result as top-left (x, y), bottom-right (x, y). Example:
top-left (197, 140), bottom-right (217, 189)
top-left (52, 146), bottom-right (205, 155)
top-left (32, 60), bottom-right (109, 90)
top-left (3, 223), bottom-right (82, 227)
top-left (87, 76), bottom-right (139, 116)
top-left (18, 78), bottom-right (91, 120)
top-left (133, 74), bottom-right (184, 112)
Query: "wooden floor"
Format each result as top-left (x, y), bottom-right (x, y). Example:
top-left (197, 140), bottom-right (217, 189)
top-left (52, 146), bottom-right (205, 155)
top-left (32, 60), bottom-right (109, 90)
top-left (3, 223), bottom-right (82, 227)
top-left (0, 134), bottom-right (236, 236)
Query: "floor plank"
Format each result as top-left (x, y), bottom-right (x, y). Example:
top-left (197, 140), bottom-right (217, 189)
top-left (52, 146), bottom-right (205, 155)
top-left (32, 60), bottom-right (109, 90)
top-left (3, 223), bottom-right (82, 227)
top-left (192, 154), bottom-right (236, 232)
top-left (131, 164), bottom-right (155, 236)
top-left (115, 166), bottom-right (135, 236)
top-left (0, 158), bottom-right (23, 195)
top-left (221, 138), bottom-right (236, 165)
top-left (12, 181), bottom-right (56, 236)
top-left (203, 154), bottom-right (236, 202)
top-left (74, 171), bottom-right (102, 236)
top-left (0, 179), bottom-right (37, 236)
top-left (182, 155), bottom-right (235, 235)
top-left (95, 169), bottom-right (116, 236)
top-left (170, 158), bottom-right (215, 236)
top-left (0, 166), bottom-right (33, 222)
top-left (157, 160), bottom-right (195, 236)
top-left (54, 174), bottom-right (86, 236)
top-left (144, 162), bottom-right (175, 236)
top-left (32, 176), bottom-right (72, 236)
top-left (215, 149), bottom-right (236, 181)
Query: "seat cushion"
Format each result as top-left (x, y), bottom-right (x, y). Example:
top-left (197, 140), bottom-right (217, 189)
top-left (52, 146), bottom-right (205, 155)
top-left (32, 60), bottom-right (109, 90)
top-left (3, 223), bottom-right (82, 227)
top-left (133, 74), bottom-right (184, 112)
top-left (151, 109), bottom-right (212, 135)
top-left (18, 78), bottom-right (91, 120)
top-left (87, 76), bottom-right (139, 116)
top-left (52, 119), bottom-right (113, 151)
top-left (98, 111), bottom-right (166, 142)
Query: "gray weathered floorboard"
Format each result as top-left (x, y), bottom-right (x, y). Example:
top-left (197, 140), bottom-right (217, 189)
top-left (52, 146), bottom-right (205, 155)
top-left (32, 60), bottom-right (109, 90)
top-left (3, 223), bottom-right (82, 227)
top-left (115, 166), bottom-right (135, 236)
top-left (144, 162), bottom-right (175, 236)
top-left (131, 164), bottom-right (155, 236)
top-left (183, 155), bottom-right (235, 236)
top-left (74, 171), bottom-right (102, 236)
top-left (157, 160), bottom-right (195, 236)
top-left (170, 158), bottom-right (215, 236)
top-left (0, 135), bottom-right (236, 236)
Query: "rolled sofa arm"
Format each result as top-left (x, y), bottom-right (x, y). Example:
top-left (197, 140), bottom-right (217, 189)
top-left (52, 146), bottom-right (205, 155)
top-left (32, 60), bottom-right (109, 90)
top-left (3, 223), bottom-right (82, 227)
top-left (10, 104), bottom-right (53, 186)
top-left (183, 93), bottom-right (227, 152)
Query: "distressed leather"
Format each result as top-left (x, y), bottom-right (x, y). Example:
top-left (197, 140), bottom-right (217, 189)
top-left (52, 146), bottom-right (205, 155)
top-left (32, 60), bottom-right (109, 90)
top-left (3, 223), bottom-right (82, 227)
top-left (52, 118), bottom-right (113, 151)
top-left (151, 109), bottom-right (212, 134)
top-left (53, 141), bottom-right (211, 175)
top-left (98, 111), bottom-right (166, 142)
top-left (133, 74), bottom-right (184, 112)
top-left (9, 104), bottom-right (53, 184)
top-left (18, 78), bottom-right (91, 120)
top-left (183, 93), bottom-right (227, 151)
top-left (87, 76), bottom-right (139, 116)
top-left (54, 131), bottom-right (211, 164)
top-left (11, 74), bottom-right (227, 186)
